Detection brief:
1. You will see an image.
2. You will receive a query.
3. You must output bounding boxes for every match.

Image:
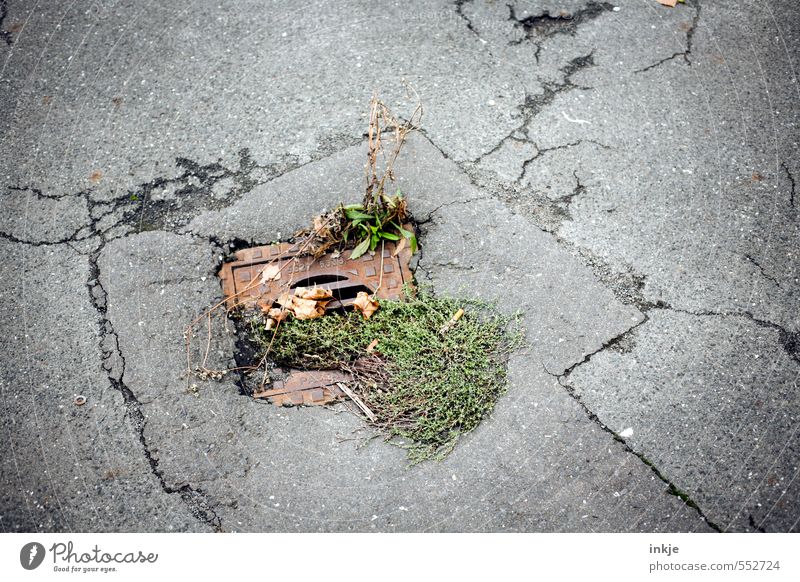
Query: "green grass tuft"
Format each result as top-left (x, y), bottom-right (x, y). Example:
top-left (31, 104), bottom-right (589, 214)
top-left (250, 290), bottom-right (523, 463)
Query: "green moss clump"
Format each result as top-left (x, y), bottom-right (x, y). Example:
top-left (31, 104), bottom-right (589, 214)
top-left (251, 290), bottom-right (523, 463)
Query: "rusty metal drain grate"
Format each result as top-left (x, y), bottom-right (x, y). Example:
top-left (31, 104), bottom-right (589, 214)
top-left (219, 239), bottom-right (414, 312)
top-left (252, 370), bottom-right (352, 406)
top-left (221, 236), bottom-right (415, 406)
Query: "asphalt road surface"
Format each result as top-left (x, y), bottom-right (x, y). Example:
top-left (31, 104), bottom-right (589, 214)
top-left (0, 0), bottom-right (798, 532)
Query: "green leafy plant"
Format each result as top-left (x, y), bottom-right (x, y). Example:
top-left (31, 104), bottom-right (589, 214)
top-left (295, 95), bottom-right (423, 259)
top-left (340, 193), bottom-right (417, 259)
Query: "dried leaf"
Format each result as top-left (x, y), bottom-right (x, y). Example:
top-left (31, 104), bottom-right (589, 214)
top-left (292, 297), bottom-right (328, 320)
top-left (273, 288), bottom-right (331, 320)
top-left (259, 263), bottom-right (282, 284)
top-left (655, 0), bottom-right (678, 6)
top-left (352, 291), bottom-right (379, 319)
top-left (276, 292), bottom-right (293, 308)
top-left (366, 338), bottom-right (379, 353)
top-left (296, 286), bottom-right (333, 301)
top-left (267, 307), bottom-right (290, 323)
top-left (313, 214), bottom-right (334, 239)
top-left (391, 236), bottom-right (407, 257)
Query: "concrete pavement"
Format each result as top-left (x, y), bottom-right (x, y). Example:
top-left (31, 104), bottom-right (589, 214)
top-left (0, 0), bottom-right (797, 532)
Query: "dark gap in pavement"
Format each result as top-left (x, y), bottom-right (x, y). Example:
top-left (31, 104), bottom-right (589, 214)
top-left (508, 1), bottom-right (614, 41)
top-left (782, 162), bottom-right (796, 208)
top-left (552, 315), bottom-right (723, 532)
top-left (86, 244), bottom-right (224, 531)
top-left (634, 0), bottom-right (702, 73)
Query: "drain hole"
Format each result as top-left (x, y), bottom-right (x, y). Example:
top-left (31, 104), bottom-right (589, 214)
top-left (331, 285), bottom-right (373, 301)
top-left (290, 274), bottom-right (348, 288)
top-left (273, 284), bottom-right (374, 307)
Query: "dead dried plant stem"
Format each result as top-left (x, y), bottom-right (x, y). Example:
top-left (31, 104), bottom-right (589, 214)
top-left (364, 93), bottom-right (422, 210)
top-left (201, 311), bottom-right (212, 371)
top-left (373, 240), bottom-right (385, 299)
top-left (336, 382), bottom-right (377, 422)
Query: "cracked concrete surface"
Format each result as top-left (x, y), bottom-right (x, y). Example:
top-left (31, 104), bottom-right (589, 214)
top-left (1, 0), bottom-right (798, 532)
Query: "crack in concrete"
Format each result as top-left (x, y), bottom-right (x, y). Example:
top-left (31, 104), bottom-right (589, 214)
top-left (518, 139), bottom-right (611, 183)
top-left (744, 253), bottom-right (781, 288)
top-left (646, 304), bottom-right (800, 365)
top-left (520, 49), bottom-right (597, 123)
top-left (557, 315), bottom-right (649, 380)
top-left (0, 186), bottom-right (97, 245)
top-left (559, 169), bottom-right (586, 210)
top-left (473, 180), bottom-right (568, 235)
top-left (634, 0), bottom-right (702, 73)
top-left (0, 229), bottom-right (93, 246)
top-left (5, 141), bottom-right (361, 246)
top-left (554, 384), bottom-right (723, 531)
top-left (5, 185), bottom-right (74, 200)
top-left (518, 140), bottom-right (581, 182)
top-left (96, 149), bottom-right (282, 236)
top-left (684, 0), bottom-right (702, 63)
top-left (634, 51), bottom-right (685, 74)
top-left (461, 142), bottom-right (612, 237)
top-left (550, 312), bottom-right (722, 531)
top-left (561, 249), bottom-right (799, 365)
top-left (86, 240), bottom-right (224, 532)
top-left (508, 1), bottom-right (614, 39)
top-left (418, 194), bottom-right (491, 225)
top-left (533, 234), bottom-right (798, 366)
top-left (470, 52), bottom-right (598, 166)
top-left (546, 251), bottom-right (799, 532)
top-left (417, 256), bottom-right (475, 273)
top-left (454, 0), bottom-right (480, 39)
top-left (545, 297), bottom-right (799, 529)
top-left (782, 162), bottom-right (796, 208)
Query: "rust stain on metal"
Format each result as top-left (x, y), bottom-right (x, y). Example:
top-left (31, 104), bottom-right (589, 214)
top-left (252, 370), bottom-right (353, 406)
top-left (219, 237), bottom-right (414, 311)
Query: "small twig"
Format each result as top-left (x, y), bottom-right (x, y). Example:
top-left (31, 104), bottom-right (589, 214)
top-left (373, 239), bottom-right (385, 299)
top-left (336, 382), bottom-right (377, 422)
top-left (363, 92), bottom-right (422, 211)
top-left (201, 310), bottom-right (213, 371)
top-left (258, 316), bottom-right (283, 389)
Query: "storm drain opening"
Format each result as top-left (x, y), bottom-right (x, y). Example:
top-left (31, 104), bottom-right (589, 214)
top-left (218, 239), bottom-right (414, 313)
